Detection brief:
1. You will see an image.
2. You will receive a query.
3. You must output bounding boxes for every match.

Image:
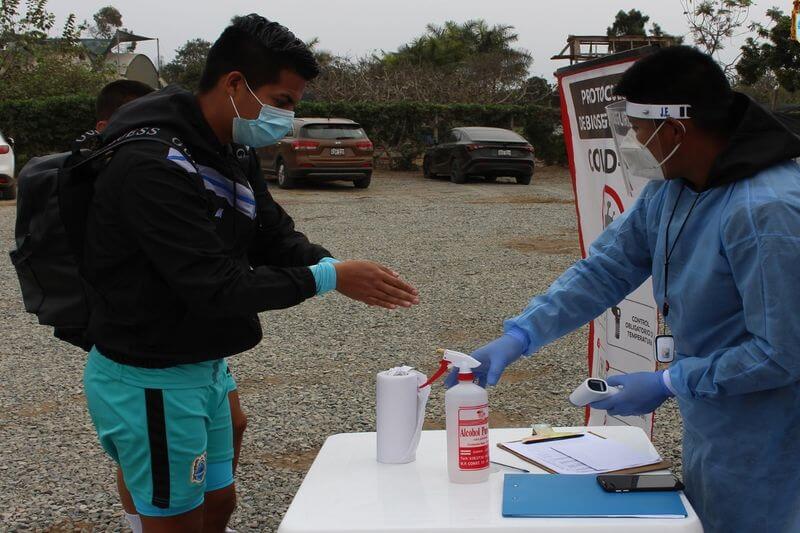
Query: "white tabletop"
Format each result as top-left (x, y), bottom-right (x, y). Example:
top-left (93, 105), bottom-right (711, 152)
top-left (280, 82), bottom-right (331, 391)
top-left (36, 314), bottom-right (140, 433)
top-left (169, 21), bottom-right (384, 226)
top-left (278, 426), bottom-right (703, 533)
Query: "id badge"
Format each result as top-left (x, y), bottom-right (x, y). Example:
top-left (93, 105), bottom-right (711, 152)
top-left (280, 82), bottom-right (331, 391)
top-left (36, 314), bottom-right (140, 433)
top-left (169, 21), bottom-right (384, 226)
top-left (655, 335), bottom-right (675, 363)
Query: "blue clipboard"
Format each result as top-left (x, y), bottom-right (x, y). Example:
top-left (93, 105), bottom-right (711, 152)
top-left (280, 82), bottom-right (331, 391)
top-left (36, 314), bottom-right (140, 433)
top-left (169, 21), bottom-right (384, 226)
top-left (503, 474), bottom-right (688, 518)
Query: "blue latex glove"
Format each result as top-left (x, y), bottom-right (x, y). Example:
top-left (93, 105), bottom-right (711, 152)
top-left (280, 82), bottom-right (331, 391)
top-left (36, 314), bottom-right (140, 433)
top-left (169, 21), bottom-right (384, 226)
top-left (445, 334), bottom-right (525, 388)
top-left (590, 370), bottom-right (674, 416)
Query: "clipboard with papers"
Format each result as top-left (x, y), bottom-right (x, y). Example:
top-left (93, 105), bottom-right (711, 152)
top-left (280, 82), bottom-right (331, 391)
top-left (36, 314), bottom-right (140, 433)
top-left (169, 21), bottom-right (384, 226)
top-left (497, 431), bottom-right (672, 475)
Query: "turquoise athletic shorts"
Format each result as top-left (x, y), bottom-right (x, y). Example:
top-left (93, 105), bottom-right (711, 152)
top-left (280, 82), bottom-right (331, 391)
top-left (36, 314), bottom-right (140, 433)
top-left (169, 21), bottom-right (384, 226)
top-left (84, 347), bottom-right (234, 517)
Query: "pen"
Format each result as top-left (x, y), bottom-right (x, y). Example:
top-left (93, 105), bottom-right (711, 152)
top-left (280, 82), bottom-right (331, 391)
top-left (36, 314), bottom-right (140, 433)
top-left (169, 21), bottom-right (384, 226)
top-left (491, 461), bottom-right (530, 473)
top-left (521, 433), bottom-right (584, 445)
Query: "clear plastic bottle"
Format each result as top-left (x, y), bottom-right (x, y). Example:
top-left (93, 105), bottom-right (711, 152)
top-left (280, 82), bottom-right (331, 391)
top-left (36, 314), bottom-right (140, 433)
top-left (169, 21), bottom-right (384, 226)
top-left (442, 350), bottom-right (490, 483)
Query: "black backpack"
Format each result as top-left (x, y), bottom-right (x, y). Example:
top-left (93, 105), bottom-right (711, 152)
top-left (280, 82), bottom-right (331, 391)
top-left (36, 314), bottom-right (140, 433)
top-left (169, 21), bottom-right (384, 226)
top-left (9, 128), bottom-right (196, 350)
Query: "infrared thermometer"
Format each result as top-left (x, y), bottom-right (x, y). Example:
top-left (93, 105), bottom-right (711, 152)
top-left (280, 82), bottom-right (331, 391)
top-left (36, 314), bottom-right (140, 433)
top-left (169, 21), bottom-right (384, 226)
top-left (569, 378), bottom-right (620, 407)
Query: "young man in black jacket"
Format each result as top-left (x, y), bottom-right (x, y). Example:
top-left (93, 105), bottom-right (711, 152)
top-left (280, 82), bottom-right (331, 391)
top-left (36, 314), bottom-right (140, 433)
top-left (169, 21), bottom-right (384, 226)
top-left (82, 15), bottom-right (418, 532)
top-left (94, 79), bottom-right (249, 533)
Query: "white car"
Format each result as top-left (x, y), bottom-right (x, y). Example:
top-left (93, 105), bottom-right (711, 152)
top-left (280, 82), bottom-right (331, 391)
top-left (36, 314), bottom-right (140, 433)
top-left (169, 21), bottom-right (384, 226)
top-left (0, 130), bottom-right (15, 200)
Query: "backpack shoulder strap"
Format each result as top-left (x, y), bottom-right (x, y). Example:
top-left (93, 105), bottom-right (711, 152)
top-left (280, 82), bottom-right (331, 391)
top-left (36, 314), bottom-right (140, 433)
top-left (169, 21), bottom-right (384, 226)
top-left (69, 127), bottom-right (198, 173)
top-left (70, 129), bottom-right (101, 156)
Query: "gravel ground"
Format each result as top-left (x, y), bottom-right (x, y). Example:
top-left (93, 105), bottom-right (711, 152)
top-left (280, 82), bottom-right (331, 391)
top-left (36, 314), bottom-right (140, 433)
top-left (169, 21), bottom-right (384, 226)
top-left (0, 168), bottom-right (682, 532)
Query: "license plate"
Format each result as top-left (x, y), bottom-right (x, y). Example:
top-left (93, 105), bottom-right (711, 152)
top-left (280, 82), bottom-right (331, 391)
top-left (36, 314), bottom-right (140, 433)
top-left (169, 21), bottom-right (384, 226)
top-left (498, 149), bottom-right (512, 156)
top-left (330, 148), bottom-right (345, 156)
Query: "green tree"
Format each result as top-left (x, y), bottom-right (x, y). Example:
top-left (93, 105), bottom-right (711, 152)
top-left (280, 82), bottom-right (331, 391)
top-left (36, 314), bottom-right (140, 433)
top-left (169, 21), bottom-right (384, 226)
top-left (385, 19), bottom-right (529, 70)
top-left (737, 8), bottom-right (800, 95)
top-left (681, 0), bottom-right (753, 73)
top-left (90, 5), bottom-right (122, 39)
top-left (607, 9), bottom-right (650, 36)
top-left (162, 38), bottom-right (211, 91)
top-left (377, 19), bottom-right (531, 103)
top-left (306, 37), bottom-right (334, 69)
top-left (605, 9), bottom-right (677, 51)
top-left (308, 20), bottom-right (550, 106)
top-left (61, 13), bottom-right (82, 47)
top-left (0, 0), bottom-right (111, 100)
top-left (88, 6), bottom-right (136, 52)
top-left (0, 0), bottom-right (56, 62)
top-left (520, 75), bottom-right (558, 106)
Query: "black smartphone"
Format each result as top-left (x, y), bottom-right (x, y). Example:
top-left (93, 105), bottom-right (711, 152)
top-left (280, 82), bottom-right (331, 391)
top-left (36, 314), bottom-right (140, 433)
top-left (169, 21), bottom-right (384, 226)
top-left (597, 474), bottom-right (684, 493)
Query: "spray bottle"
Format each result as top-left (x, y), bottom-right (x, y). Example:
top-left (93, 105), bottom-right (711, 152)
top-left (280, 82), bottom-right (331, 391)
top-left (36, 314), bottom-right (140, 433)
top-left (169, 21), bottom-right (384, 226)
top-left (425, 348), bottom-right (490, 483)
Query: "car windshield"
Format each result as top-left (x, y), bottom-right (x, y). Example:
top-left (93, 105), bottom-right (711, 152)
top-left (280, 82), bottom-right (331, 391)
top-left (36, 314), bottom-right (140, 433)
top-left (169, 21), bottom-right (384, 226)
top-left (463, 128), bottom-right (526, 143)
top-left (302, 124), bottom-right (366, 140)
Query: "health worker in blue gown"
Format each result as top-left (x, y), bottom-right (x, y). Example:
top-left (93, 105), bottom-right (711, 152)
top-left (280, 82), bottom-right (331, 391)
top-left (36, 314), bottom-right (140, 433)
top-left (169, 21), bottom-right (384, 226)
top-left (449, 47), bottom-right (800, 532)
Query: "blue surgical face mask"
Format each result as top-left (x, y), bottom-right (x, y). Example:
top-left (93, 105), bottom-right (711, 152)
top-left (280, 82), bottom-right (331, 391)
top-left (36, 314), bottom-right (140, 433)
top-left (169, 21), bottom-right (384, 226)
top-left (230, 80), bottom-right (295, 147)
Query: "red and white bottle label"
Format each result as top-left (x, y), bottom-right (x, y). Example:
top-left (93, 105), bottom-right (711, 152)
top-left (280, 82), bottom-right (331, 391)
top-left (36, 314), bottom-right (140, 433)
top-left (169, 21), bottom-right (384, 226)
top-left (457, 403), bottom-right (489, 470)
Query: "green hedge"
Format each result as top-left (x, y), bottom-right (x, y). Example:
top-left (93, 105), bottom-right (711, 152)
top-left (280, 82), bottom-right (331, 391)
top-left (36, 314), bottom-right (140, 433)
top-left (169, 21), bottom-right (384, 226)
top-left (0, 94), bottom-right (97, 169)
top-left (0, 95), bottom-right (566, 170)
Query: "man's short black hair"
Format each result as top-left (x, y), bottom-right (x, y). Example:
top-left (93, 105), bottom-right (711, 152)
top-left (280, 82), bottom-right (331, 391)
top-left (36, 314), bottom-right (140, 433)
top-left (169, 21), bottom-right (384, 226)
top-left (614, 46), bottom-right (735, 134)
top-left (96, 79), bottom-right (155, 121)
top-left (198, 14), bottom-right (320, 92)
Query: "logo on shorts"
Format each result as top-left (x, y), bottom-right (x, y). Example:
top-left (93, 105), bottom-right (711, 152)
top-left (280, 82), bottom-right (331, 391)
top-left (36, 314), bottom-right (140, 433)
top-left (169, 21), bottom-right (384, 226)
top-left (191, 451), bottom-right (207, 484)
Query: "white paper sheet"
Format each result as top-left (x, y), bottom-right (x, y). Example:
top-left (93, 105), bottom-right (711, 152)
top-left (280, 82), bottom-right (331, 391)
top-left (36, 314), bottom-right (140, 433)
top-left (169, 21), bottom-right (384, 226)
top-left (553, 434), bottom-right (660, 471)
top-left (502, 432), bottom-right (661, 474)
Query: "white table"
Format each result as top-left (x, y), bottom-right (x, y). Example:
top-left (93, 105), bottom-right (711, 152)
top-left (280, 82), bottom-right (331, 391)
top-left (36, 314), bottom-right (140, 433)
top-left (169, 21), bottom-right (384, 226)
top-left (278, 426), bottom-right (703, 533)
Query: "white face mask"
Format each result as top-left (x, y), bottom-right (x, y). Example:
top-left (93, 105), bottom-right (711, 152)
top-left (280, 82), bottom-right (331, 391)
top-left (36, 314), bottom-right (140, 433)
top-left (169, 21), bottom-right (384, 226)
top-left (607, 100), bottom-right (692, 183)
top-left (617, 120), bottom-right (685, 181)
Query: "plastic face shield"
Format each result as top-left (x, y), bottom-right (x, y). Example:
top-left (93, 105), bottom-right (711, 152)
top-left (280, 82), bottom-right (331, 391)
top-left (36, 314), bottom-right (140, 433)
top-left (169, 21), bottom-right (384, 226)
top-left (606, 101), bottom-right (690, 183)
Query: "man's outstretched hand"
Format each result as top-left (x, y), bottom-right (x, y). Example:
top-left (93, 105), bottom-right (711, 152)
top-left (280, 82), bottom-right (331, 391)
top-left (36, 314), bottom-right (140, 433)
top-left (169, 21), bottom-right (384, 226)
top-left (335, 260), bottom-right (419, 310)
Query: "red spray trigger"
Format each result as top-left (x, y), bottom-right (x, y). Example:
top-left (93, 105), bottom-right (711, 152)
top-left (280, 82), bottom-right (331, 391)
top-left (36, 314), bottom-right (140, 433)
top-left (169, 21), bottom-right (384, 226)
top-left (419, 359), bottom-right (450, 390)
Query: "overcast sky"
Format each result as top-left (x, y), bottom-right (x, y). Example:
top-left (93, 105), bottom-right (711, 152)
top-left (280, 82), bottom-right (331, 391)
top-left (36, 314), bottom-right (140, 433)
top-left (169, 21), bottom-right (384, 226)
top-left (53, 0), bottom-right (772, 81)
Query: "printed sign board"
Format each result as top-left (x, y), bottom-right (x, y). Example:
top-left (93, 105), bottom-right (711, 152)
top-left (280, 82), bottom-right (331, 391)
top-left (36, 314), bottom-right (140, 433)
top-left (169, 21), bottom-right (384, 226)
top-left (555, 48), bottom-right (659, 435)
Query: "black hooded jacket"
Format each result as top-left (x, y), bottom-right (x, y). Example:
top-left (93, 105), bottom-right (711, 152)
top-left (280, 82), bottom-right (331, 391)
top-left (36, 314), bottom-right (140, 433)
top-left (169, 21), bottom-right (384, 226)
top-left (83, 85), bottom-right (330, 368)
top-left (707, 92), bottom-right (800, 187)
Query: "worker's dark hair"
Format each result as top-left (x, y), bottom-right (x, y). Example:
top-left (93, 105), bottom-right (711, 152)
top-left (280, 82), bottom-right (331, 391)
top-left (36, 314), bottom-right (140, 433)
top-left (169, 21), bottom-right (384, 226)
top-left (95, 79), bottom-right (154, 121)
top-left (614, 46), bottom-right (735, 135)
top-left (198, 14), bottom-right (320, 92)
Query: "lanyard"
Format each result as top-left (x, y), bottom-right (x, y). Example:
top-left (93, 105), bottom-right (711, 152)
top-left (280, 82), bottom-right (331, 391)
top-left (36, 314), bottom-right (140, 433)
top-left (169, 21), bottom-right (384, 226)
top-left (662, 185), bottom-right (701, 319)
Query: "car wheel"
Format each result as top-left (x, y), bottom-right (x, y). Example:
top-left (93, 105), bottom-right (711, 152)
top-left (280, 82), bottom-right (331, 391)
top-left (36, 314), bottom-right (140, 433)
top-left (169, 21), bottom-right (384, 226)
top-left (354, 175), bottom-right (371, 189)
top-left (277, 161), bottom-right (296, 189)
top-left (516, 174), bottom-right (532, 185)
top-left (450, 159), bottom-right (466, 184)
top-left (484, 176), bottom-right (497, 182)
top-left (0, 185), bottom-right (16, 200)
top-left (423, 156), bottom-right (436, 179)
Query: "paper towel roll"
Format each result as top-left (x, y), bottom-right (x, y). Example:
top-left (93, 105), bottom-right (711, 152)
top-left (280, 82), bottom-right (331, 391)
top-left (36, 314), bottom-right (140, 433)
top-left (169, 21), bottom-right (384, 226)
top-left (376, 366), bottom-right (430, 464)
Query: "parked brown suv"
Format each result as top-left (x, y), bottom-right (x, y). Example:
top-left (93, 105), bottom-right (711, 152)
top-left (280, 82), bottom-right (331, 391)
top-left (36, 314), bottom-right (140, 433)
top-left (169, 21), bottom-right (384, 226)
top-left (258, 118), bottom-right (374, 189)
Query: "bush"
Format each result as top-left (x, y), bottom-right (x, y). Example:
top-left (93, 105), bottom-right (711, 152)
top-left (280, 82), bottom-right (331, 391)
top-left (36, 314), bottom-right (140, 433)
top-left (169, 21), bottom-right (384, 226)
top-left (0, 95), bottom-right (567, 170)
top-left (0, 53), bottom-right (113, 102)
top-left (0, 94), bottom-right (97, 168)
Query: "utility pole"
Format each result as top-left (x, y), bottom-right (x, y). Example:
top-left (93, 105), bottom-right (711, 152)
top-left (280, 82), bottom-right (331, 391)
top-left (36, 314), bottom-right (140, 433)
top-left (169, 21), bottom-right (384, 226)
top-left (156, 38), bottom-right (162, 85)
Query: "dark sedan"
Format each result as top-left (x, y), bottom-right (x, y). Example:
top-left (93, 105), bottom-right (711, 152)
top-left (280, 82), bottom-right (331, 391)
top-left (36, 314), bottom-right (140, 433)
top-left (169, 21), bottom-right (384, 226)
top-left (423, 127), bottom-right (534, 184)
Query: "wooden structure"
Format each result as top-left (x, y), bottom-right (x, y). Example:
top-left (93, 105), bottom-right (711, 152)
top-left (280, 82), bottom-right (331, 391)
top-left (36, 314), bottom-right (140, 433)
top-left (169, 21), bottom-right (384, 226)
top-left (552, 35), bottom-right (679, 65)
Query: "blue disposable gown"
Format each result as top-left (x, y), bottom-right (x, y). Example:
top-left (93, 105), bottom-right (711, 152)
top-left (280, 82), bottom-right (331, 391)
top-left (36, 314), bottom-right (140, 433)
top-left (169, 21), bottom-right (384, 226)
top-left (506, 155), bottom-right (800, 529)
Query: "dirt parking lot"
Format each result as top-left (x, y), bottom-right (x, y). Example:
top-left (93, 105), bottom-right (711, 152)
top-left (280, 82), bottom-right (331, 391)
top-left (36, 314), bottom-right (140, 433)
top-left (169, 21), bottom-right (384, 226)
top-left (0, 167), bottom-right (682, 531)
